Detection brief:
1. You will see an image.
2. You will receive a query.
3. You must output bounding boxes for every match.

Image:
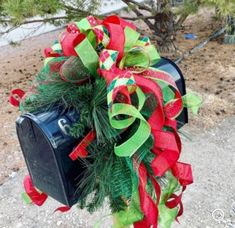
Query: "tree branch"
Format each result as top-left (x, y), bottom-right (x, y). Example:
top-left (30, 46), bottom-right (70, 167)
top-left (0, 16), bottom-right (69, 25)
top-left (0, 25), bottom-right (20, 35)
top-left (175, 13), bottom-right (189, 29)
top-left (121, 0), bottom-right (156, 31)
top-left (122, 0), bottom-right (152, 12)
top-left (59, 1), bottom-right (78, 11)
top-left (121, 15), bottom-right (156, 21)
top-left (59, 1), bottom-right (102, 18)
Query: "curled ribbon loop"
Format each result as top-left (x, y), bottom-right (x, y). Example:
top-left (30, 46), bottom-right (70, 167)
top-left (107, 77), bottom-right (151, 157)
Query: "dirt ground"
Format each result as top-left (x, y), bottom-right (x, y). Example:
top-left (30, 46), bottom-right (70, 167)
top-left (0, 9), bottom-right (235, 186)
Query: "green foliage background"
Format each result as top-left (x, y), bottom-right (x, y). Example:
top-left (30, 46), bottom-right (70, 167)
top-left (0, 0), bottom-right (99, 26)
top-left (1, 0), bottom-right (235, 46)
top-left (1, 0), bottom-right (235, 26)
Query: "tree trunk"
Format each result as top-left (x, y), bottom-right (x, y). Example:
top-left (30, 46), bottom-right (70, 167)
top-left (152, 9), bottom-right (176, 52)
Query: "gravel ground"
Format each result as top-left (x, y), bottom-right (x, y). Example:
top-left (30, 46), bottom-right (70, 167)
top-left (0, 116), bottom-right (234, 228)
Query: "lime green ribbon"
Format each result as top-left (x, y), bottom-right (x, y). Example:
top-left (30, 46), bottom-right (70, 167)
top-left (99, 27), bottom-right (160, 72)
top-left (102, 28), bottom-right (160, 158)
top-left (21, 192), bottom-right (32, 204)
top-left (74, 37), bottom-right (99, 77)
top-left (75, 17), bottom-right (93, 32)
top-left (113, 192), bottom-right (144, 228)
top-left (158, 204), bottom-right (178, 228)
top-left (113, 172), bottom-right (181, 228)
top-left (158, 172), bottom-right (181, 228)
top-left (120, 27), bottom-right (160, 69)
top-left (107, 77), bottom-right (151, 157)
top-left (124, 27), bottom-right (140, 51)
top-left (182, 92), bottom-right (202, 115)
top-left (73, 19), bottom-right (112, 76)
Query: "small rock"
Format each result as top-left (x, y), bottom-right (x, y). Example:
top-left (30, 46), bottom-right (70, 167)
top-left (16, 222), bottom-right (23, 228)
top-left (9, 171), bottom-right (17, 178)
top-left (57, 221), bottom-right (62, 226)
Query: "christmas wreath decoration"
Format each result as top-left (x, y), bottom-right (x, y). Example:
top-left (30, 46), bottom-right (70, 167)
top-left (10, 15), bottom-right (202, 227)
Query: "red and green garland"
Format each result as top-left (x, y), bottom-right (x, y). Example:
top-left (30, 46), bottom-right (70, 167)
top-left (10, 15), bottom-right (202, 228)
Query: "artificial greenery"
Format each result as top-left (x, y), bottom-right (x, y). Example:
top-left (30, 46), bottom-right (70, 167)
top-left (77, 141), bottom-right (133, 213)
top-left (21, 51), bottom-right (184, 224)
top-left (22, 56), bottom-right (167, 216)
top-left (23, 56), bottom-right (92, 112)
top-left (76, 137), bottom-right (161, 215)
top-left (23, 56), bottom-right (118, 144)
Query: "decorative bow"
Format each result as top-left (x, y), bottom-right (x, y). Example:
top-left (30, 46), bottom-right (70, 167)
top-left (10, 15), bottom-right (202, 228)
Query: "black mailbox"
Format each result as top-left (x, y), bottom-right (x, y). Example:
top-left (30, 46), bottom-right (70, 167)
top-left (16, 108), bottom-right (84, 206)
top-left (16, 57), bottom-right (188, 207)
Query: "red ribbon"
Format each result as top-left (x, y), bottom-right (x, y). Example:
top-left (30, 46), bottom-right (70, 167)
top-left (142, 73), bottom-right (192, 223)
top-left (24, 175), bottom-right (72, 213)
top-left (151, 131), bottom-right (180, 177)
top-left (103, 15), bottom-right (136, 30)
top-left (9, 89), bottom-right (25, 107)
top-left (104, 23), bottom-right (125, 61)
top-left (103, 15), bottom-right (136, 61)
top-left (23, 175), bottom-right (48, 206)
top-left (59, 15), bottom-right (136, 59)
top-left (134, 162), bottom-right (159, 228)
top-left (143, 69), bottom-right (183, 120)
top-left (54, 206), bottom-right (71, 213)
top-left (172, 162), bottom-right (193, 187)
top-left (69, 130), bottom-right (96, 160)
top-left (44, 47), bottom-right (62, 58)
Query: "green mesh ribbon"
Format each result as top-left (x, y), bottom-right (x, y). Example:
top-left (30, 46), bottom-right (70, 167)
top-left (107, 77), bottom-right (151, 157)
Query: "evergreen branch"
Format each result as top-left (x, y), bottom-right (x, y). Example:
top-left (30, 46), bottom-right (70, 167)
top-left (59, 0), bottom-right (101, 18)
top-left (59, 1), bottom-right (79, 11)
top-left (77, 141), bottom-right (134, 213)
